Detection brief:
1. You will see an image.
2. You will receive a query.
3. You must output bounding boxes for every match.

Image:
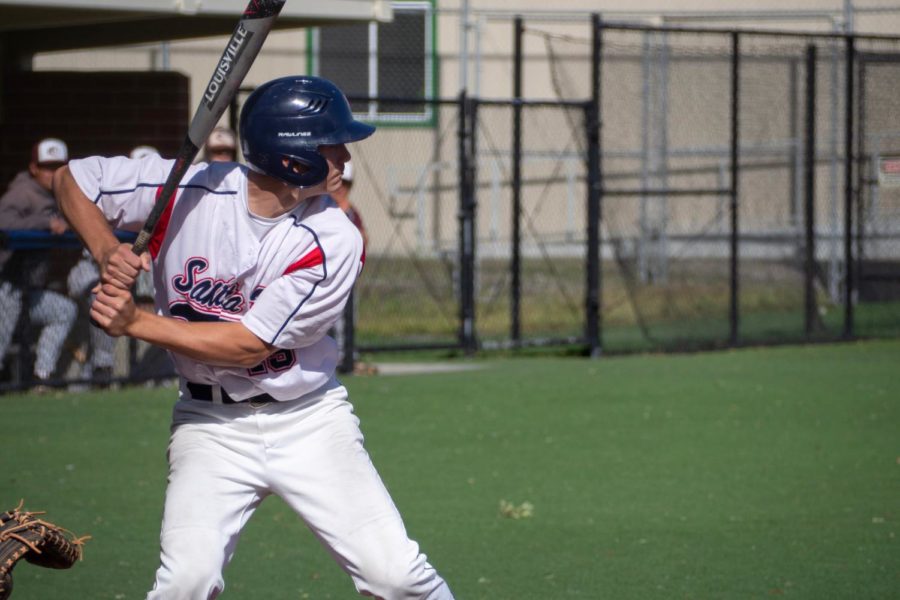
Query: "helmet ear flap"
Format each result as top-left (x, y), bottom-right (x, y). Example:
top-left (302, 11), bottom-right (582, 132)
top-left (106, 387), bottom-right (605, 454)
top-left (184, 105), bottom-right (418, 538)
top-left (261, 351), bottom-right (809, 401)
top-left (249, 149), bottom-right (328, 189)
top-left (284, 150), bottom-right (329, 188)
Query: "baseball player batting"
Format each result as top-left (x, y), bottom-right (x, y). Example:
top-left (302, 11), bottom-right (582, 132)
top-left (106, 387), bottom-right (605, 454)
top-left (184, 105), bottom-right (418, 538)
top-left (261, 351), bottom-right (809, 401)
top-left (54, 76), bottom-right (454, 599)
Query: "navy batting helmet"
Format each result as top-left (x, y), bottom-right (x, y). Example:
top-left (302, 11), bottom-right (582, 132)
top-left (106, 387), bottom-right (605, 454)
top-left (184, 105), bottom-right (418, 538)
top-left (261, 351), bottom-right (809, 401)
top-left (239, 76), bottom-right (375, 188)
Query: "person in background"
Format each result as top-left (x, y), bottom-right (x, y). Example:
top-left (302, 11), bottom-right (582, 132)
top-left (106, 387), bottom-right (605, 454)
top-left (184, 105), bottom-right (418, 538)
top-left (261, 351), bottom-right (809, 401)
top-left (66, 145), bottom-right (163, 387)
top-left (331, 161), bottom-right (367, 246)
top-left (0, 138), bottom-right (77, 386)
top-left (67, 248), bottom-right (116, 386)
top-left (130, 145), bottom-right (159, 161)
top-left (330, 161), bottom-right (370, 372)
top-left (128, 144), bottom-right (161, 305)
top-left (202, 126), bottom-right (238, 163)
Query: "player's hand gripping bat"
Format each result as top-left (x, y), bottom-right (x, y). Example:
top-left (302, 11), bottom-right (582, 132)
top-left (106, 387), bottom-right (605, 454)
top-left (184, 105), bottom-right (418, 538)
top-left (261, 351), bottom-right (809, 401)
top-left (131, 0), bottom-right (287, 255)
top-left (88, 0), bottom-right (285, 330)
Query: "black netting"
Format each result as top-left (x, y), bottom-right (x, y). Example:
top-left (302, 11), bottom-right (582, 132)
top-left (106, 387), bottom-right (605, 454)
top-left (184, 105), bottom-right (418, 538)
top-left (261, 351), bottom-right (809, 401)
top-left (540, 25), bottom-right (900, 352)
top-left (0, 241), bottom-right (174, 393)
top-left (343, 100), bottom-right (461, 350)
top-left (593, 29), bottom-right (735, 351)
top-left (738, 34), bottom-right (840, 343)
top-left (473, 104), bottom-right (588, 346)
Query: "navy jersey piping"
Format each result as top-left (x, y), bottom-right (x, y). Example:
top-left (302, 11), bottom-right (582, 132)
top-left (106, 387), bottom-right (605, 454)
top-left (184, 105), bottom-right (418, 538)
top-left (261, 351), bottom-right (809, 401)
top-left (271, 224), bottom-right (327, 344)
top-left (92, 183), bottom-right (236, 204)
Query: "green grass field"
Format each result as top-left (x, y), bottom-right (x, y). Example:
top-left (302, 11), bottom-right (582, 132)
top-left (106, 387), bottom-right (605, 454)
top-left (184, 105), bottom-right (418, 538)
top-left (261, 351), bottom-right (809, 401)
top-left (3, 340), bottom-right (898, 599)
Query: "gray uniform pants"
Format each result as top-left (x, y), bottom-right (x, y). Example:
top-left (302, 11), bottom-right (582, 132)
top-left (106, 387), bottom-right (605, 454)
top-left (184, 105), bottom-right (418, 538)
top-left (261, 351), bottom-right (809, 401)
top-left (0, 280), bottom-right (77, 380)
top-left (68, 256), bottom-right (116, 375)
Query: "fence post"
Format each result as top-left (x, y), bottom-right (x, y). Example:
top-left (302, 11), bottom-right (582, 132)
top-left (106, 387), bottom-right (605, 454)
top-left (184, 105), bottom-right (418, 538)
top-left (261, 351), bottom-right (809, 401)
top-left (585, 13), bottom-right (602, 357)
top-left (511, 15), bottom-right (523, 347)
top-left (854, 55), bottom-right (868, 340)
top-left (729, 31), bottom-right (740, 346)
top-left (467, 99), bottom-right (479, 353)
top-left (804, 44), bottom-right (818, 337)
top-left (458, 91), bottom-right (478, 354)
top-left (788, 58), bottom-right (800, 229)
top-left (843, 35), bottom-right (856, 339)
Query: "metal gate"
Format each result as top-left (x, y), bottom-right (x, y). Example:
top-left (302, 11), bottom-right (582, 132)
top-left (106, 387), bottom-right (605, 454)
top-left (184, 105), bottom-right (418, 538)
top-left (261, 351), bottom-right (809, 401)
top-left (856, 51), bottom-right (900, 337)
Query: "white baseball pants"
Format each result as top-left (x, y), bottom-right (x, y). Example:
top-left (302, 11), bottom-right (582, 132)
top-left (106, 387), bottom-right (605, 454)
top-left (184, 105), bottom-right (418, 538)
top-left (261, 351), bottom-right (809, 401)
top-left (146, 382), bottom-right (453, 600)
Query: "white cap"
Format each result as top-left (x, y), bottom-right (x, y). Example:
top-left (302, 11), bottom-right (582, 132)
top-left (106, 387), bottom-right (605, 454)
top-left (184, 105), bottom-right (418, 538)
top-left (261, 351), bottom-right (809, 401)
top-left (206, 127), bottom-right (236, 151)
top-left (341, 161), bottom-right (354, 183)
top-left (130, 145), bottom-right (158, 160)
top-left (32, 138), bottom-right (68, 165)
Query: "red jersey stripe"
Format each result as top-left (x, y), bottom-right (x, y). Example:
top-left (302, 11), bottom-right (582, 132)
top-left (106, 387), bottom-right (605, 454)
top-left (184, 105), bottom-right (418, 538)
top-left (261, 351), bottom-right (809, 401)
top-left (283, 247), bottom-right (324, 275)
top-left (148, 186), bottom-right (177, 260)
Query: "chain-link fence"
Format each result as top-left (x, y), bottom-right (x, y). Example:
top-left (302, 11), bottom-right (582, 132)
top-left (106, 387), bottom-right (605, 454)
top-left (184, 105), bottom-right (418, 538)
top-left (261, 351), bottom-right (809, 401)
top-left (340, 98), bottom-right (462, 352)
top-left (593, 28), bottom-right (736, 352)
top-left (541, 21), bottom-right (900, 353)
top-left (0, 232), bottom-right (174, 393)
top-left (470, 101), bottom-right (589, 349)
top-left (5, 17), bottom-right (900, 392)
top-left (856, 40), bottom-right (900, 338)
top-left (315, 96), bottom-right (593, 354)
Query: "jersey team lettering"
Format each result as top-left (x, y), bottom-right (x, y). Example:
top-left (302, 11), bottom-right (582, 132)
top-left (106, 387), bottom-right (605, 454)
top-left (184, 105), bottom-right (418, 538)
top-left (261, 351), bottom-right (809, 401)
top-left (172, 257), bottom-right (245, 316)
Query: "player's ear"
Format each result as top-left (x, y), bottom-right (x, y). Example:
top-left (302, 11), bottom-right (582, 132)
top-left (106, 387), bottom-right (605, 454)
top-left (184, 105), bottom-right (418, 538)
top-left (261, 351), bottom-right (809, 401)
top-left (281, 157), bottom-right (311, 175)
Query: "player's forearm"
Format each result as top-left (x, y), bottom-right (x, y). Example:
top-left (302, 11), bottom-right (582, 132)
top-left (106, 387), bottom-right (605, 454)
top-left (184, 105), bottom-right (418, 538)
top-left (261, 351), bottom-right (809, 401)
top-left (53, 166), bottom-right (119, 262)
top-left (127, 309), bottom-right (273, 368)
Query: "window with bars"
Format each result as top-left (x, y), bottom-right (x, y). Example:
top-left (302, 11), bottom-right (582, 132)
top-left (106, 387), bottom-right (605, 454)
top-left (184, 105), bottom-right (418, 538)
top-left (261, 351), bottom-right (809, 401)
top-left (309, 0), bottom-right (436, 125)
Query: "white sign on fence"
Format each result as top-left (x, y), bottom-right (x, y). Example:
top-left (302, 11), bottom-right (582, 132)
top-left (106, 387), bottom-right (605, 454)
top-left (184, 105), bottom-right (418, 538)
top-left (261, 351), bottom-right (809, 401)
top-left (877, 156), bottom-right (900, 187)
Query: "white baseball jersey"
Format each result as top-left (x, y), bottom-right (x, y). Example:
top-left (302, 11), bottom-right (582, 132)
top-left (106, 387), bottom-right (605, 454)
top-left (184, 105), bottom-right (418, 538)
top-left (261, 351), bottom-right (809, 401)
top-left (69, 155), bottom-right (363, 401)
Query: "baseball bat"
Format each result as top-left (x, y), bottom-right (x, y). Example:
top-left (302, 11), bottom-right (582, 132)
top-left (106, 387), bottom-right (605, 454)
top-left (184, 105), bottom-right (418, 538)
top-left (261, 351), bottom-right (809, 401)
top-left (130, 0), bottom-right (287, 255)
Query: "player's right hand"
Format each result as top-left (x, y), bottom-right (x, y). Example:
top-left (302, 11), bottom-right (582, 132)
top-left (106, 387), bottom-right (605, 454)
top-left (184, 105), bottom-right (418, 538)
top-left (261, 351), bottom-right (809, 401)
top-left (100, 243), bottom-right (150, 290)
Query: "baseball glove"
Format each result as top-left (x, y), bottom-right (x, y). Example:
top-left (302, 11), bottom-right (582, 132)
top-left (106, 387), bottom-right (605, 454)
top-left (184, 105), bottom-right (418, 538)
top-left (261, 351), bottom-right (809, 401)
top-left (0, 501), bottom-right (90, 600)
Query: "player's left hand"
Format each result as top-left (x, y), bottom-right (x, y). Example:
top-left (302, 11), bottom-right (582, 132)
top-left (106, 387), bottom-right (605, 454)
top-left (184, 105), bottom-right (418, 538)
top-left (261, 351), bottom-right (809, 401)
top-left (90, 283), bottom-right (138, 337)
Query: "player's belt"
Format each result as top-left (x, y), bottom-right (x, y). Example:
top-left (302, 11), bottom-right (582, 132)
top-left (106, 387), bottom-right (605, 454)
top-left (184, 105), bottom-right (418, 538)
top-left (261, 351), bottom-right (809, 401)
top-left (186, 382), bottom-right (277, 405)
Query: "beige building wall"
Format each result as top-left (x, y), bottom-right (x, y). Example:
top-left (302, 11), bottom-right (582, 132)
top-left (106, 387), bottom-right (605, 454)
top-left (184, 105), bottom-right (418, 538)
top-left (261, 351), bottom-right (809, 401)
top-left (32, 1), bottom-right (900, 257)
top-left (441, 0), bottom-right (900, 101)
top-left (34, 2), bottom-right (900, 110)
